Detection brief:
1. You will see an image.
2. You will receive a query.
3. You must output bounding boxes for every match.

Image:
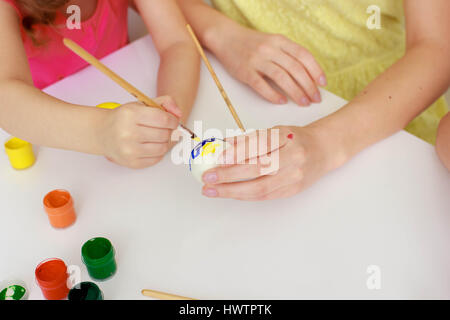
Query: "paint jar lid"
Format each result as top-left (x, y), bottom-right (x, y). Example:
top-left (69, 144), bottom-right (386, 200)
top-left (81, 237), bottom-right (115, 267)
top-left (43, 190), bottom-right (73, 216)
top-left (68, 282), bottom-right (103, 300)
top-left (0, 280), bottom-right (28, 300)
top-left (35, 258), bottom-right (68, 289)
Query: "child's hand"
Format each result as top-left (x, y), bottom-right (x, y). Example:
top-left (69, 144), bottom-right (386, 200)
top-left (209, 24), bottom-right (326, 106)
top-left (201, 125), bottom-right (347, 201)
top-left (97, 96), bottom-right (181, 169)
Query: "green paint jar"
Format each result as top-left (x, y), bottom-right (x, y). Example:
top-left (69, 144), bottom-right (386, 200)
top-left (81, 237), bottom-right (117, 281)
top-left (0, 280), bottom-right (28, 300)
top-left (68, 282), bottom-right (103, 300)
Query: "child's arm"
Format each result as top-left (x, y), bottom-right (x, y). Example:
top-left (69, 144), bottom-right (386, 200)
top-left (199, 0), bottom-right (450, 200)
top-left (134, 0), bottom-right (200, 126)
top-left (177, 0), bottom-right (326, 106)
top-left (0, 2), bottom-right (180, 169)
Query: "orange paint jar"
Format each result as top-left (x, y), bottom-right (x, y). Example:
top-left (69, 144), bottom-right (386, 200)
top-left (43, 190), bottom-right (76, 228)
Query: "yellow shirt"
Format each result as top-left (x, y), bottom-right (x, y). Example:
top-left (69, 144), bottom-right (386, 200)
top-left (212, 0), bottom-right (448, 144)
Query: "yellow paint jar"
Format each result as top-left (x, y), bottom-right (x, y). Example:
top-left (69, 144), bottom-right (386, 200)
top-left (96, 102), bottom-right (121, 110)
top-left (4, 137), bottom-right (36, 170)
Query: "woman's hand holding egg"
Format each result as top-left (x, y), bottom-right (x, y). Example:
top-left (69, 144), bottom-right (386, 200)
top-left (201, 125), bottom-right (348, 201)
top-left (96, 96), bottom-right (181, 169)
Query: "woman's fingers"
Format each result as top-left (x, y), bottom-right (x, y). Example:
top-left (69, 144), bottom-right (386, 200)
top-left (271, 52), bottom-right (321, 103)
top-left (202, 158), bottom-right (277, 184)
top-left (280, 38), bottom-right (327, 87)
top-left (202, 165), bottom-right (304, 201)
top-left (205, 140), bottom-right (305, 184)
top-left (222, 127), bottom-right (291, 164)
top-left (245, 71), bottom-right (288, 104)
top-left (253, 182), bottom-right (304, 201)
top-left (258, 61), bottom-right (310, 106)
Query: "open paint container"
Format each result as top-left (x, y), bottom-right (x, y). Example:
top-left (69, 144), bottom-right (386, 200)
top-left (0, 280), bottom-right (28, 300)
top-left (43, 190), bottom-right (77, 228)
top-left (82, 237), bottom-right (117, 281)
top-left (4, 137), bottom-right (35, 170)
top-left (35, 258), bottom-right (69, 300)
top-left (189, 137), bottom-right (231, 182)
top-left (68, 282), bottom-right (104, 300)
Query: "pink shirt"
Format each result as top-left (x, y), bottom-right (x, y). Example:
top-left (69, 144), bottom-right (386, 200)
top-left (4, 0), bottom-right (129, 89)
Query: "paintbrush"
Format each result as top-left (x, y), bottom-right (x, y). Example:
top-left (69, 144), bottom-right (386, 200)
top-left (141, 289), bottom-right (196, 300)
top-left (186, 24), bottom-right (246, 132)
top-left (63, 38), bottom-right (197, 139)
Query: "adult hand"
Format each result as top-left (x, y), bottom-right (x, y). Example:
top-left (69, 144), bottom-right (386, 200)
top-left (201, 125), bottom-right (346, 201)
top-left (209, 24), bottom-right (327, 106)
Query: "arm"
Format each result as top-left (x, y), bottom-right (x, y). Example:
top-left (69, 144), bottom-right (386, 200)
top-left (0, 1), bottom-right (104, 154)
top-left (312, 0), bottom-right (450, 162)
top-left (200, 0), bottom-right (450, 201)
top-left (0, 1), bottom-right (181, 169)
top-left (177, 0), bottom-right (326, 106)
top-left (134, 0), bottom-right (200, 126)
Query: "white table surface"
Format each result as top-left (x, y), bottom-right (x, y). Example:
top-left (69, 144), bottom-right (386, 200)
top-left (0, 36), bottom-right (449, 300)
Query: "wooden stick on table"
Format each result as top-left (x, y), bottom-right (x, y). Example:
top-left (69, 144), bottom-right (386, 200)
top-left (62, 38), bottom-right (196, 138)
top-left (141, 289), bottom-right (196, 300)
top-left (186, 24), bottom-right (246, 132)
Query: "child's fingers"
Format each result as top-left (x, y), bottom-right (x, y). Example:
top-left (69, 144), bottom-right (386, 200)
top-left (139, 142), bottom-right (170, 158)
top-left (137, 107), bottom-right (179, 130)
top-left (137, 127), bottom-right (172, 143)
top-left (155, 95), bottom-right (182, 118)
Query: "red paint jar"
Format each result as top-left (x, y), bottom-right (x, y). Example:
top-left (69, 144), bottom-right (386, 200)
top-left (35, 258), bottom-right (69, 300)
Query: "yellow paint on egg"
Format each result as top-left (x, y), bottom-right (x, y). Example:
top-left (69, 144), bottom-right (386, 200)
top-left (201, 141), bottom-right (220, 157)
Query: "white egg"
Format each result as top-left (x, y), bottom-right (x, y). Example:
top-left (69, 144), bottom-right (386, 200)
top-left (189, 138), bottom-right (231, 183)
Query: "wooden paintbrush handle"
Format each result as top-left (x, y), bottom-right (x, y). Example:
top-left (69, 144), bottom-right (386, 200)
top-left (141, 289), bottom-right (196, 300)
top-left (186, 25), bottom-right (246, 132)
top-left (63, 38), bottom-right (164, 111)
